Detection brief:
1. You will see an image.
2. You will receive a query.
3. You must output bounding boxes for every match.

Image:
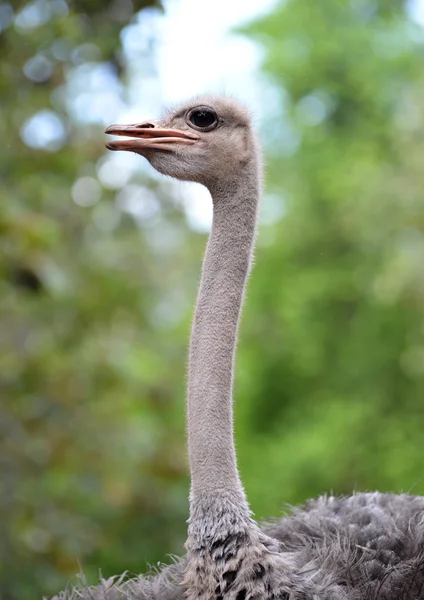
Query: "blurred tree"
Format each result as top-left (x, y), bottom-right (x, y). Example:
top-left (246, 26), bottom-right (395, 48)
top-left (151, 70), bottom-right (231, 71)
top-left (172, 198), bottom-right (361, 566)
top-left (237, 0), bottom-right (424, 518)
top-left (0, 1), bottom-right (201, 598)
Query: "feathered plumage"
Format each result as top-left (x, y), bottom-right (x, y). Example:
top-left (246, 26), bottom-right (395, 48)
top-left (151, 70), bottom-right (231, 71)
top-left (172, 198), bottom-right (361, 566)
top-left (49, 492), bottom-right (424, 600)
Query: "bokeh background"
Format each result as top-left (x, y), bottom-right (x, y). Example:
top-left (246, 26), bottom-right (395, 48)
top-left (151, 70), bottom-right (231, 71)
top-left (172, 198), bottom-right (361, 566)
top-left (2, 0), bottom-right (424, 598)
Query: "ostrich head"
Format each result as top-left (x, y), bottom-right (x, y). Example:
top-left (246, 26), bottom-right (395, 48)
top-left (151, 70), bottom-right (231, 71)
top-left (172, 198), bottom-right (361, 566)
top-left (105, 96), bottom-right (257, 190)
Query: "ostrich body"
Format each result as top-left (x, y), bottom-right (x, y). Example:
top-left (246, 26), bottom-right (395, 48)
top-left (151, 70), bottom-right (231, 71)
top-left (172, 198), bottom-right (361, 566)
top-left (51, 97), bottom-right (424, 600)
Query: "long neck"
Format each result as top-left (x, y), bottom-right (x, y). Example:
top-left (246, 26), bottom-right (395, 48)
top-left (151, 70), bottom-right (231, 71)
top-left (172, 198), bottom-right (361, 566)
top-left (187, 159), bottom-right (260, 533)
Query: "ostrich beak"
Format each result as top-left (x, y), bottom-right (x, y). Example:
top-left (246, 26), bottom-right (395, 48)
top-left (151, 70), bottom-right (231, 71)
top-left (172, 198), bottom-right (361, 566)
top-left (105, 121), bottom-right (199, 153)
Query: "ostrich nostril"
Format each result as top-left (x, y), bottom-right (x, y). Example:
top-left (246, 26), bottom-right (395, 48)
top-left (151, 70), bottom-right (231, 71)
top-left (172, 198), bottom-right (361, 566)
top-left (134, 121), bottom-right (155, 129)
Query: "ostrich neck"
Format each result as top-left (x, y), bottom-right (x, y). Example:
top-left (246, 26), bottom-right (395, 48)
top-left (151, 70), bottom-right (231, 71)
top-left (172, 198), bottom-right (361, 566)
top-left (187, 165), bottom-right (260, 536)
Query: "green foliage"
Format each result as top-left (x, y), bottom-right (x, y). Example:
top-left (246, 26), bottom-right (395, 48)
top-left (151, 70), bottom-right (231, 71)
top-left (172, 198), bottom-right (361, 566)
top-left (238, 0), bottom-right (424, 517)
top-left (0, 1), bottom-right (196, 598)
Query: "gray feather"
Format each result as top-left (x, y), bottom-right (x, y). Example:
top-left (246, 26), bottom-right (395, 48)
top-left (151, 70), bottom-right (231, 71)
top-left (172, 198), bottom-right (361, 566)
top-left (49, 492), bottom-right (424, 600)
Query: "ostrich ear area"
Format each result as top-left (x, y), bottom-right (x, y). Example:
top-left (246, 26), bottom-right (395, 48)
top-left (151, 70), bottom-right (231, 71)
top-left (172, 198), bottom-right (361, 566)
top-left (105, 124), bottom-right (199, 153)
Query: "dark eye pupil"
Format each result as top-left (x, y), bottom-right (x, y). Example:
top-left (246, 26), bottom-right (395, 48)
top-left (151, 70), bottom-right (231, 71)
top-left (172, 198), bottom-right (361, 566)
top-left (190, 110), bottom-right (217, 128)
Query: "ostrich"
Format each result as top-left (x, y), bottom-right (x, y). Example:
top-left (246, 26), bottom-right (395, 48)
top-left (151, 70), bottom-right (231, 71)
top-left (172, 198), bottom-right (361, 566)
top-left (50, 96), bottom-right (424, 600)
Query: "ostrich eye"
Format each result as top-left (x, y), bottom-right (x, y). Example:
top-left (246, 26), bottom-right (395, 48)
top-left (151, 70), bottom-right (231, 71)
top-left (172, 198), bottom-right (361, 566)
top-left (187, 108), bottom-right (218, 130)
